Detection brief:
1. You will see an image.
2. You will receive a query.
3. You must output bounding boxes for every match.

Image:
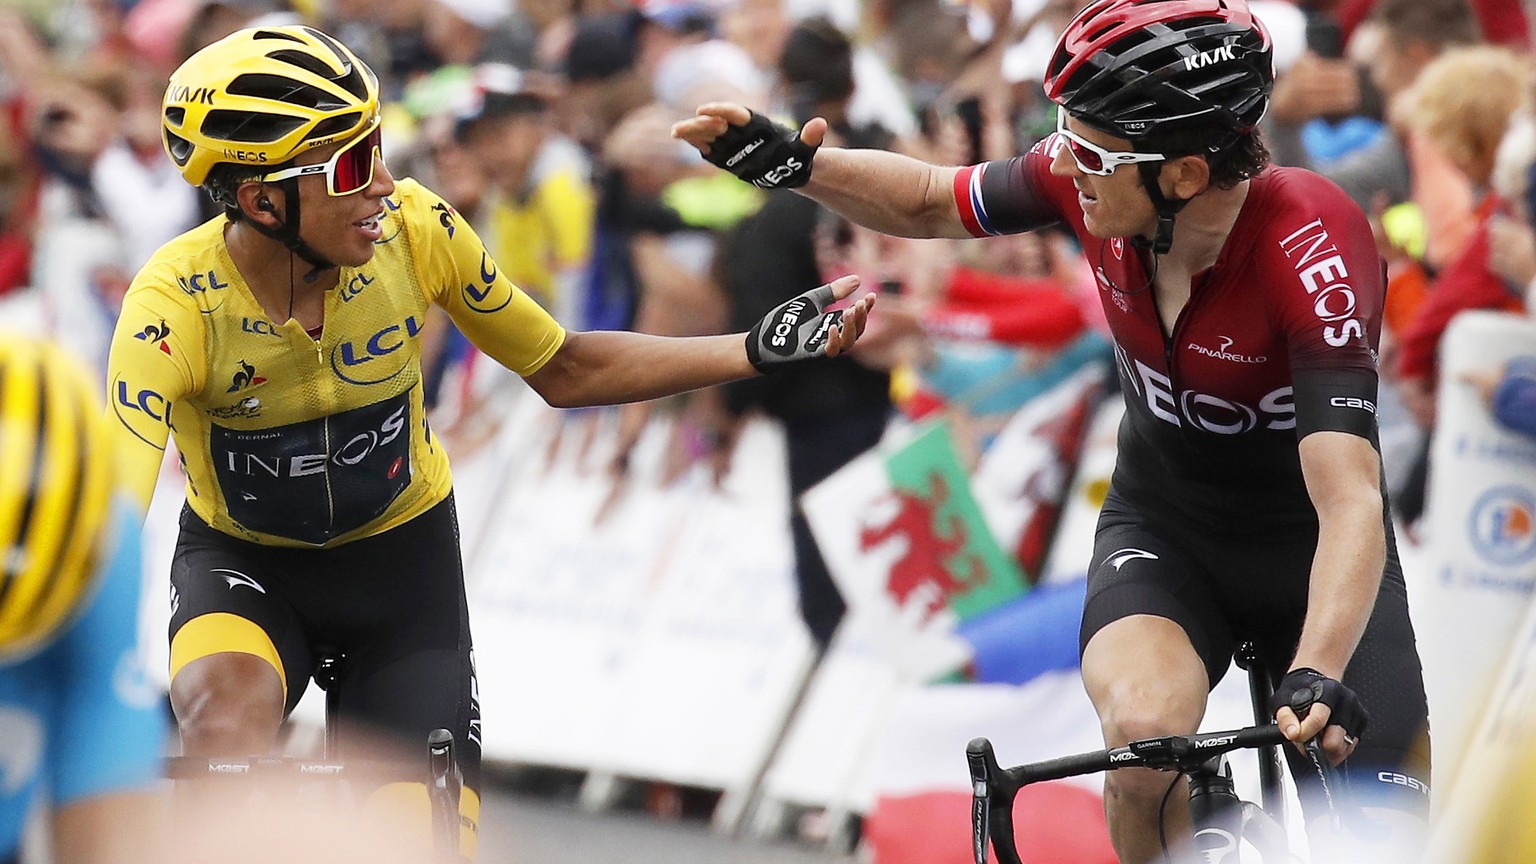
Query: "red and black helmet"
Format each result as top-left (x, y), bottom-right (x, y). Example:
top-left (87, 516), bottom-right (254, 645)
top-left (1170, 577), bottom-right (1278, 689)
top-left (1043, 0), bottom-right (1274, 142)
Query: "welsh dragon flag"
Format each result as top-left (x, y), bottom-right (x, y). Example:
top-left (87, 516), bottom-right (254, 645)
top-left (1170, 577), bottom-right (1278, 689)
top-left (802, 421), bottom-right (1029, 679)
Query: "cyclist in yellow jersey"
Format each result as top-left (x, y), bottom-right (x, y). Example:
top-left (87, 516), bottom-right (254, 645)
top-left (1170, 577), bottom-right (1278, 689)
top-left (105, 24), bottom-right (871, 859)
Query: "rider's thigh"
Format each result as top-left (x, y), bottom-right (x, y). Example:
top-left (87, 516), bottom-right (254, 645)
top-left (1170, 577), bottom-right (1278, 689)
top-left (1082, 614), bottom-right (1209, 743)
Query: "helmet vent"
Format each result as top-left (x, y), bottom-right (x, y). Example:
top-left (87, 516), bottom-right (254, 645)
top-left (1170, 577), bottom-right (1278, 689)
top-left (306, 29), bottom-right (372, 101)
top-left (266, 48), bottom-right (344, 82)
top-left (164, 106), bottom-right (186, 127)
top-left (230, 72), bottom-right (349, 111)
top-left (308, 113), bottom-right (363, 141)
top-left (201, 109), bottom-right (307, 143)
top-left (164, 129), bottom-right (194, 164)
top-left (252, 28), bottom-right (306, 44)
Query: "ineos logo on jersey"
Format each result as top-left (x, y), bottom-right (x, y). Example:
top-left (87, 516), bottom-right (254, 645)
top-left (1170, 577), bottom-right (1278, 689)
top-left (1121, 352), bottom-right (1296, 433)
top-left (1183, 44), bottom-right (1236, 71)
top-left (222, 405), bottom-right (406, 478)
top-left (1279, 218), bottom-right (1365, 348)
top-left (212, 394), bottom-right (413, 543)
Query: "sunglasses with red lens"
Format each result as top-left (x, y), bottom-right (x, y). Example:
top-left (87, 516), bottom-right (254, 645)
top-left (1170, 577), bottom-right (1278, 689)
top-left (260, 118), bottom-right (383, 196)
top-left (1054, 112), bottom-right (1166, 177)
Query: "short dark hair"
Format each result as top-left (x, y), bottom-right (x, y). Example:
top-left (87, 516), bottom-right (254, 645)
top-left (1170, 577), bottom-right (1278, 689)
top-left (203, 162), bottom-right (264, 220)
top-left (1144, 126), bottom-right (1271, 191)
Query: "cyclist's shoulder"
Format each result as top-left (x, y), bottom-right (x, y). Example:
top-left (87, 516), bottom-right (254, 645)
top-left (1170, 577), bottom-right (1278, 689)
top-left (126, 217), bottom-right (231, 307)
top-left (381, 177), bottom-right (472, 265)
top-left (1249, 165), bottom-right (1370, 232)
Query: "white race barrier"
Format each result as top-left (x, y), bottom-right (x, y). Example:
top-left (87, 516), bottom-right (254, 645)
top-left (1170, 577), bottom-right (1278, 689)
top-left (1417, 310), bottom-right (1536, 790)
top-left (457, 387), bottom-right (817, 797)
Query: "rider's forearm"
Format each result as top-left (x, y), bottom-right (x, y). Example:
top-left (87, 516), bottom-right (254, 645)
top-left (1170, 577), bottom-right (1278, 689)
top-left (801, 147), bottom-right (973, 239)
top-left (526, 331), bottom-right (755, 408)
top-left (1291, 490), bottom-right (1385, 679)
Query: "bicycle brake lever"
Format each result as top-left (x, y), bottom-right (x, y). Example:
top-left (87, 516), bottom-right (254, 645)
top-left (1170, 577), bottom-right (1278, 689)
top-left (1303, 738), bottom-right (1344, 833)
top-left (966, 738), bottom-right (1022, 864)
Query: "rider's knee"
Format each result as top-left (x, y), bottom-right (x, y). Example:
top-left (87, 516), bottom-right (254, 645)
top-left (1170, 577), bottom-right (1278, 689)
top-left (172, 653), bottom-right (284, 753)
top-left (1096, 684), bottom-right (1200, 748)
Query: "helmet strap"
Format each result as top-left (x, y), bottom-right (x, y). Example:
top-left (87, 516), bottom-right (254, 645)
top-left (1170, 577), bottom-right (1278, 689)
top-left (1132, 161), bottom-right (1189, 256)
top-left (246, 178), bottom-right (336, 282)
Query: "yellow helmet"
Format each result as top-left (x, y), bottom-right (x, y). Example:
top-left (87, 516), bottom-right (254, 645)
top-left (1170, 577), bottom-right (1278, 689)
top-left (0, 338), bottom-right (116, 661)
top-left (162, 24), bottom-right (381, 188)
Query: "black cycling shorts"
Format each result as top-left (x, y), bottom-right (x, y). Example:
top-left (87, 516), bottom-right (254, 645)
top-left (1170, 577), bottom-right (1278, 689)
top-left (1081, 488), bottom-right (1432, 822)
top-left (168, 493), bottom-right (481, 791)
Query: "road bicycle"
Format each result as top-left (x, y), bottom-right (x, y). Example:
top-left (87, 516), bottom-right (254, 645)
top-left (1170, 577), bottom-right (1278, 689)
top-left (164, 653), bottom-right (466, 864)
top-left (966, 642), bottom-right (1349, 864)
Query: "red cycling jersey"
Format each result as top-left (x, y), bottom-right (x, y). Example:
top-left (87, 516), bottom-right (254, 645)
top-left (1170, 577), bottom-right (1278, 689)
top-left (954, 138), bottom-right (1386, 530)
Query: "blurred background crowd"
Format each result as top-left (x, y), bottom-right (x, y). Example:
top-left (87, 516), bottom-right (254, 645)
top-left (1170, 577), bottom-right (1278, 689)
top-left (6, 0), bottom-right (1536, 854)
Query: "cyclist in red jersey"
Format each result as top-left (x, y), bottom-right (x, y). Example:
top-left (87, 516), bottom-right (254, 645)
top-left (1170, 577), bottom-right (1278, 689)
top-left (675, 1), bottom-right (1430, 861)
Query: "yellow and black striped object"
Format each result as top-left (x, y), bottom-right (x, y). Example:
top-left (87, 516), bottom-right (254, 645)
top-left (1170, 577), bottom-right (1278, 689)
top-left (0, 337), bottom-right (114, 660)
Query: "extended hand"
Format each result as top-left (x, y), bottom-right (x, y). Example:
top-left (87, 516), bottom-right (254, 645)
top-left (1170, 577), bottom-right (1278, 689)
top-left (671, 102), bottom-right (827, 189)
top-left (745, 275), bottom-right (875, 372)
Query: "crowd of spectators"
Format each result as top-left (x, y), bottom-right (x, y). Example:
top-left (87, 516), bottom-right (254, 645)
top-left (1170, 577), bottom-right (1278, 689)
top-left (3, 0), bottom-right (1536, 632)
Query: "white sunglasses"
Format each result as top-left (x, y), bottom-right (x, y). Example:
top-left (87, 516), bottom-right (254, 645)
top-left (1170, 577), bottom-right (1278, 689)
top-left (1054, 113), bottom-right (1167, 176)
top-left (259, 116), bottom-right (383, 196)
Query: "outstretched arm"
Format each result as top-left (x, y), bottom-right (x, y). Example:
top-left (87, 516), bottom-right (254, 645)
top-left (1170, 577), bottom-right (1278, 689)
top-left (672, 102), bottom-right (973, 239)
top-left (524, 275), bottom-right (873, 408)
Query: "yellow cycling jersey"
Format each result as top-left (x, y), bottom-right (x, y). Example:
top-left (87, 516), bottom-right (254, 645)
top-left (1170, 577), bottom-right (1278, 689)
top-left (105, 178), bottom-right (566, 547)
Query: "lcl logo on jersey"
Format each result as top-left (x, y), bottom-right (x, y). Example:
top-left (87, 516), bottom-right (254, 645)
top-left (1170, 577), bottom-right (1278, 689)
top-left (111, 374), bottom-right (171, 448)
top-left (340, 272), bottom-right (374, 302)
top-left (1116, 345), bottom-right (1294, 434)
top-left (330, 316), bottom-right (423, 385)
top-left (135, 320), bottom-right (173, 355)
top-left (462, 252), bottom-right (511, 313)
top-left (1279, 218), bottom-right (1364, 348)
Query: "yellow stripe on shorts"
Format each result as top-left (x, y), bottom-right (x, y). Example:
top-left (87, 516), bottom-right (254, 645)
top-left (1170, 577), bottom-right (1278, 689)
top-left (169, 612), bottom-right (287, 700)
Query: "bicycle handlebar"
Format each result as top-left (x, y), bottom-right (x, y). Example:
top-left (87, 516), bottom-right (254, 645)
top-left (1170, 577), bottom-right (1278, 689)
top-left (967, 724), bottom-right (1292, 864)
top-left (163, 754), bottom-right (431, 781)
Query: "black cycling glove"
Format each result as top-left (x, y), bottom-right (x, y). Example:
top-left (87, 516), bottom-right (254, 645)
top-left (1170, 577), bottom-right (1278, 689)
top-left (746, 282), bottom-right (845, 373)
top-left (704, 110), bottom-right (817, 189)
top-left (1269, 667), bottom-right (1370, 738)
